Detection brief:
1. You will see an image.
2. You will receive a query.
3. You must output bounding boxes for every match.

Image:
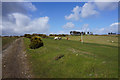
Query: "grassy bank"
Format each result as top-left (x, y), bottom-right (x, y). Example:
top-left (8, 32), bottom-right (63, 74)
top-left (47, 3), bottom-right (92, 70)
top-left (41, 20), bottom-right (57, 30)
top-left (24, 37), bottom-right (118, 78)
top-left (2, 37), bottom-right (18, 50)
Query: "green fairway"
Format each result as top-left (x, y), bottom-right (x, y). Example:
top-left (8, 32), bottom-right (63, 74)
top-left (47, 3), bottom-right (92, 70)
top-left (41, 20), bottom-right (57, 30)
top-left (24, 37), bottom-right (118, 78)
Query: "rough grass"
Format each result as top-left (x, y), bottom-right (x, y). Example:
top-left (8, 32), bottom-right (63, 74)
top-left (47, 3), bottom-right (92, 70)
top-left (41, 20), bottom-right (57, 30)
top-left (24, 37), bottom-right (118, 78)
top-left (2, 37), bottom-right (18, 50)
top-left (62, 35), bottom-right (118, 46)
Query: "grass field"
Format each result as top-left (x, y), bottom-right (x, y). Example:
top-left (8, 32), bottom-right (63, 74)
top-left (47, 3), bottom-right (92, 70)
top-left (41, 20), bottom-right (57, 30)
top-left (24, 36), bottom-right (118, 78)
top-left (62, 35), bottom-right (118, 47)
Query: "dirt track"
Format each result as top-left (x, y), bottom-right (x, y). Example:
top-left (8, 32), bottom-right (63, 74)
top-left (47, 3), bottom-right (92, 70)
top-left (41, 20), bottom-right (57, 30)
top-left (2, 38), bottom-right (32, 78)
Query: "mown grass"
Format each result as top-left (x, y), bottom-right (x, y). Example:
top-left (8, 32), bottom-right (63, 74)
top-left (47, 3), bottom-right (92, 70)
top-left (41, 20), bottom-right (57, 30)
top-left (24, 37), bottom-right (118, 78)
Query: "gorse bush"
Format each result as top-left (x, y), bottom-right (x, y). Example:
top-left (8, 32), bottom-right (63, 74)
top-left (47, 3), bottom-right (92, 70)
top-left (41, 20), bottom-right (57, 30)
top-left (24, 33), bottom-right (49, 39)
top-left (24, 34), bottom-right (33, 39)
top-left (42, 34), bottom-right (48, 38)
top-left (29, 36), bottom-right (43, 49)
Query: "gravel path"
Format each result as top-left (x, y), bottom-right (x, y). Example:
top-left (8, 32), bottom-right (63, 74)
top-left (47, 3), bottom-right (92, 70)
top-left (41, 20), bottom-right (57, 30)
top-left (2, 38), bottom-right (32, 78)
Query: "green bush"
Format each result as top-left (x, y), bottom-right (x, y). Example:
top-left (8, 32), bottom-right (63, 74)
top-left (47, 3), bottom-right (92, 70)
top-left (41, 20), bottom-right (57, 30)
top-left (42, 34), bottom-right (48, 38)
top-left (29, 36), bottom-right (43, 49)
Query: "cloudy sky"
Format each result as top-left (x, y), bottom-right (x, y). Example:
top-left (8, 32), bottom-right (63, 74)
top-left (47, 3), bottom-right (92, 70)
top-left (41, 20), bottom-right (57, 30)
top-left (2, 2), bottom-right (119, 35)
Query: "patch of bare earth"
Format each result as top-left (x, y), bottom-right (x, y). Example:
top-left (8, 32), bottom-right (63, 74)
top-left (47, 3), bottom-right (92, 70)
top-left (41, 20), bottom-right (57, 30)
top-left (2, 38), bottom-right (32, 78)
top-left (68, 48), bottom-right (96, 58)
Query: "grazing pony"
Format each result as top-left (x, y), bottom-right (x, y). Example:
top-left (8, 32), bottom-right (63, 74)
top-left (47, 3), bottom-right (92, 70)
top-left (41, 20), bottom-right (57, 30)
top-left (54, 37), bottom-right (62, 40)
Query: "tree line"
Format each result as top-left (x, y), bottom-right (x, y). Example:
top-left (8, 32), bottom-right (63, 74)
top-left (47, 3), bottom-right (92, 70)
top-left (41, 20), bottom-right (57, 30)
top-left (70, 31), bottom-right (93, 35)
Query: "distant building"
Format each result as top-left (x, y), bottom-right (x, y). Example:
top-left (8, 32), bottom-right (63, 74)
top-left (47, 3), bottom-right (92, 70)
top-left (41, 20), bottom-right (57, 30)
top-left (86, 32), bottom-right (93, 35)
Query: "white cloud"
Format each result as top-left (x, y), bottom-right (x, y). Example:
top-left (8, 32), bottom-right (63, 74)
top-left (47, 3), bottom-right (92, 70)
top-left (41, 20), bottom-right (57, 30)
top-left (2, 0), bottom-right (120, 2)
top-left (2, 13), bottom-right (49, 35)
top-left (94, 2), bottom-right (118, 10)
top-left (2, 2), bottom-right (37, 17)
top-left (94, 0), bottom-right (119, 2)
top-left (60, 22), bottom-right (119, 35)
top-left (3, 0), bottom-right (25, 2)
top-left (110, 22), bottom-right (120, 27)
top-left (109, 22), bottom-right (120, 33)
top-left (93, 28), bottom-right (105, 34)
top-left (92, 22), bottom-right (120, 34)
top-left (82, 24), bottom-right (89, 32)
top-left (62, 22), bottom-right (75, 29)
top-left (65, 3), bottom-right (98, 20)
top-left (65, 6), bottom-right (81, 21)
top-left (51, 30), bottom-right (70, 34)
top-left (2, 2), bottom-right (42, 35)
top-left (24, 2), bottom-right (37, 11)
top-left (81, 3), bottom-right (98, 18)
top-left (65, 2), bottom-right (117, 21)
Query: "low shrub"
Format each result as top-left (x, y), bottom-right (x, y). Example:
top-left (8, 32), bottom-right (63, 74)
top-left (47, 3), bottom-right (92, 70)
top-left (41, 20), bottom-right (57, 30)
top-left (24, 34), bottom-right (33, 39)
top-left (29, 36), bottom-right (43, 49)
top-left (42, 34), bottom-right (48, 38)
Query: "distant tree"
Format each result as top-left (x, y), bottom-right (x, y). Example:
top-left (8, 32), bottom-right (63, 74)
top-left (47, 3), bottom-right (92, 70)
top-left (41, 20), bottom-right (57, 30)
top-left (55, 34), bottom-right (57, 36)
top-left (24, 34), bottom-right (32, 38)
top-left (108, 33), bottom-right (110, 35)
top-left (87, 32), bottom-right (89, 35)
top-left (73, 31), bottom-right (77, 35)
top-left (111, 32), bottom-right (113, 34)
top-left (42, 34), bottom-right (48, 38)
top-left (83, 32), bottom-right (86, 35)
top-left (90, 32), bottom-right (93, 35)
top-left (70, 31), bottom-right (72, 35)
top-left (81, 32), bottom-right (83, 35)
top-left (49, 34), bottom-right (53, 36)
